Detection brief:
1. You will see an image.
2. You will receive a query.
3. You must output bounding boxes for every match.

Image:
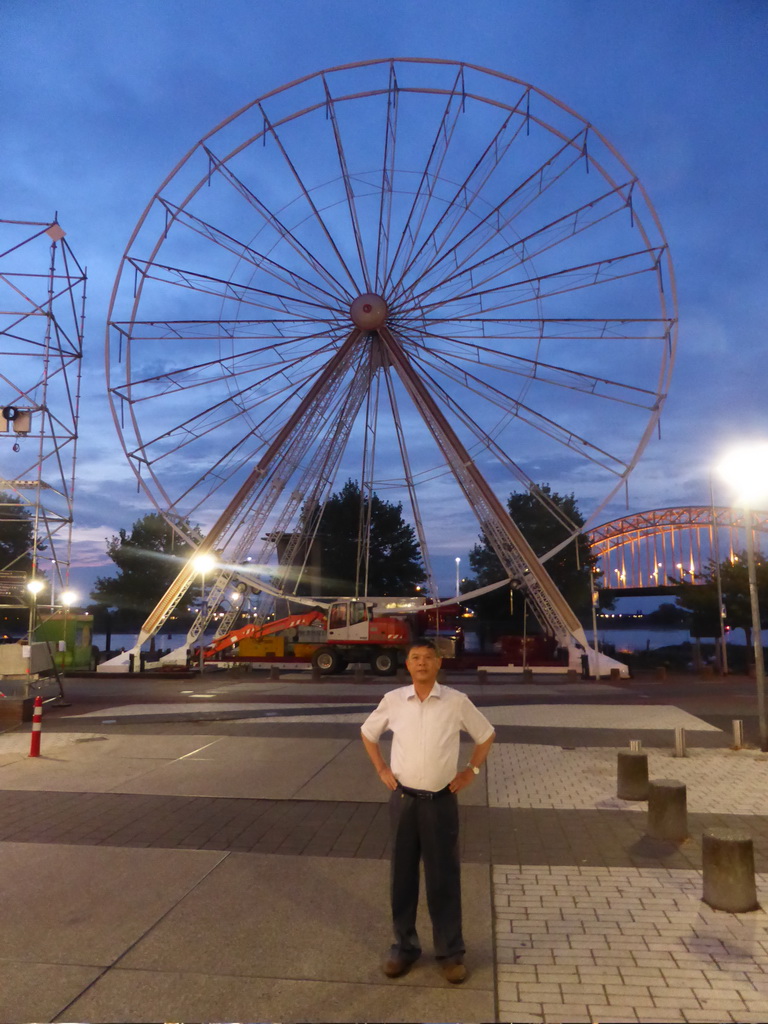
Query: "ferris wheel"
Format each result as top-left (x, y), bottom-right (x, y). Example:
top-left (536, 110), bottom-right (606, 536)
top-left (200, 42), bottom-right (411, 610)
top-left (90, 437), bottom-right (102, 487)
top-left (105, 58), bottom-right (677, 658)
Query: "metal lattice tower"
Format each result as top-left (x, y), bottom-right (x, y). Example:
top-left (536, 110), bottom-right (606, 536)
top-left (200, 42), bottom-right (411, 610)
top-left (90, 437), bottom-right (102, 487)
top-left (0, 219), bottom-right (87, 624)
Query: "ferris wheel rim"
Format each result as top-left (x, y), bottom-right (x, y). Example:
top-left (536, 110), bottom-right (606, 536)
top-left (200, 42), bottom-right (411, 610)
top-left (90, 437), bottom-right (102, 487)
top-left (105, 58), bottom-right (678, 580)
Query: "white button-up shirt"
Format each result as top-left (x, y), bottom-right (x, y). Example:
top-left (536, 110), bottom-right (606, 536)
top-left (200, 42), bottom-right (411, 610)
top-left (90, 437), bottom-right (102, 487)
top-left (361, 682), bottom-right (495, 792)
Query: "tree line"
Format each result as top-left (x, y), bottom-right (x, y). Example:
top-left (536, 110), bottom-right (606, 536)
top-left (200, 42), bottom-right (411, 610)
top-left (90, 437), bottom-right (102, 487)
top-left (2, 484), bottom-right (766, 646)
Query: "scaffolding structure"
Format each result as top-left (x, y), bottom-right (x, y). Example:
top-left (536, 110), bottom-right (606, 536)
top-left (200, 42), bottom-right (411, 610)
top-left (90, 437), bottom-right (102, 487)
top-left (0, 219), bottom-right (86, 632)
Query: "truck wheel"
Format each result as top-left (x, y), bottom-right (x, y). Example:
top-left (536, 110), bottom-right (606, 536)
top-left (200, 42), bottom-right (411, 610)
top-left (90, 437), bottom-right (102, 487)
top-left (371, 649), bottom-right (398, 676)
top-left (312, 646), bottom-right (343, 675)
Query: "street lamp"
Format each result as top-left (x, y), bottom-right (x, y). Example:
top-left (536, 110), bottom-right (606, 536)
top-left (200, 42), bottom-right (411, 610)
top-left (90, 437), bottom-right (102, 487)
top-left (60, 589), bottom-right (78, 669)
top-left (26, 578), bottom-right (45, 640)
top-left (718, 442), bottom-right (768, 751)
top-left (455, 556), bottom-right (461, 598)
top-left (192, 553), bottom-right (216, 673)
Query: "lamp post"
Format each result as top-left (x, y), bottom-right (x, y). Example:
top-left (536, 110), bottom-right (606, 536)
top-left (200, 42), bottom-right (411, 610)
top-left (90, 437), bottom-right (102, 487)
top-left (193, 554), bottom-right (215, 673)
top-left (60, 590), bottom-right (77, 670)
top-left (455, 556), bottom-right (461, 599)
top-left (589, 566), bottom-right (601, 680)
top-left (718, 443), bottom-right (768, 751)
top-left (26, 578), bottom-right (45, 641)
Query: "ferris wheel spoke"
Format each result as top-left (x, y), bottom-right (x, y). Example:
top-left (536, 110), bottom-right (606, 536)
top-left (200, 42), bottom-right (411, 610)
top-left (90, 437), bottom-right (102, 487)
top-left (128, 256), bottom-right (341, 321)
top-left (413, 317), bottom-right (671, 341)
top-left (116, 358), bottom-right (329, 483)
top-left (112, 323), bottom-right (339, 380)
top-left (114, 351), bottom-right (325, 439)
top-left (382, 66), bottom-right (466, 296)
top-left (127, 363), bottom-right (329, 461)
top-left (388, 352), bottom-right (557, 504)
top-left (106, 60), bottom-right (677, 653)
top-left (111, 320), bottom-right (340, 355)
top-left (158, 353), bottom-right (356, 522)
top-left (111, 335), bottom-right (338, 412)
top-left (254, 109), bottom-right (363, 295)
top-left (380, 365), bottom-right (438, 597)
top-left (394, 97), bottom-right (530, 293)
top-left (401, 335), bottom-right (628, 474)
top-left (202, 142), bottom-right (356, 299)
top-left (322, 77), bottom-right (372, 291)
top-left (413, 247), bottom-right (666, 319)
top-left (397, 126), bottom-right (588, 302)
top-left (409, 178), bottom-right (634, 305)
top-left (158, 198), bottom-right (348, 309)
top-left (415, 329), bottom-right (660, 407)
top-left (374, 63), bottom-right (400, 292)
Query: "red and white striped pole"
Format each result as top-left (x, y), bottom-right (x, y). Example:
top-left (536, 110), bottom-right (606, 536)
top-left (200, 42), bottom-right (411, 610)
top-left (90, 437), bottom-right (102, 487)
top-left (29, 696), bottom-right (43, 757)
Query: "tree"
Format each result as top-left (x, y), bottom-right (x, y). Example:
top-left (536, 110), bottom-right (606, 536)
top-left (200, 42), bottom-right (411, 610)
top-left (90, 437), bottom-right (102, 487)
top-left (461, 484), bottom-right (601, 632)
top-left (304, 479), bottom-right (426, 596)
top-left (646, 602), bottom-right (691, 628)
top-left (90, 513), bottom-right (203, 629)
top-left (0, 491), bottom-right (36, 573)
top-left (675, 553), bottom-right (768, 648)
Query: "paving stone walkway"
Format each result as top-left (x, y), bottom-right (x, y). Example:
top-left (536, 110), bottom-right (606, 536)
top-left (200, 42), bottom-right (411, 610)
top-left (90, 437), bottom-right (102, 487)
top-left (2, 696), bottom-right (768, 1021)
top-left (494, 865), bottom-right (768, 1023)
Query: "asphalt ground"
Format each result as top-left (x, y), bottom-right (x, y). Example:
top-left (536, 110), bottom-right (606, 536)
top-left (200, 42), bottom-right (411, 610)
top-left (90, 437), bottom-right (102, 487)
top-left (1, 667), bottom-right (768, 1022)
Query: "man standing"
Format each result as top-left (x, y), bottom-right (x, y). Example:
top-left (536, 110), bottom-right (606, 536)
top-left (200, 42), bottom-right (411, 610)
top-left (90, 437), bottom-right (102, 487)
top-left (361, 640), bottom-right (495, 984)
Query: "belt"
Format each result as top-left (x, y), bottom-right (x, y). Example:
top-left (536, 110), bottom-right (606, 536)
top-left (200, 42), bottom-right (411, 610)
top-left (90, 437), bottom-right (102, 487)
top-left (398, 783), bottom-right (451, 800)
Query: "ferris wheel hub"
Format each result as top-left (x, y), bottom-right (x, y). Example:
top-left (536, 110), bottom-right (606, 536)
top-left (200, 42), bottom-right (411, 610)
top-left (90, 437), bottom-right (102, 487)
top-left (350, 293), bottom-right (388, 330)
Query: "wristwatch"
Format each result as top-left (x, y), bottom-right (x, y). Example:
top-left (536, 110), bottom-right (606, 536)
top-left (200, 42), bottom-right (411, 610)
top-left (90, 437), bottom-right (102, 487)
top-left (466, 762), bottom-right (480, 775)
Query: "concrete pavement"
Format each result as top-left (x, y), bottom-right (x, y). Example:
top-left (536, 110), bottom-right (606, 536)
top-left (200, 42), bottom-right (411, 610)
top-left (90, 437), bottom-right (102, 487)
top-left (1, 675), bottom-right (768, 1021)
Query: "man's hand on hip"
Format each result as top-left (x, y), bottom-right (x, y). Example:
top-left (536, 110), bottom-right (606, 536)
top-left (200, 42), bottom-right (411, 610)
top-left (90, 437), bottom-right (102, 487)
top-left (449, 768), bottom-right (476, 793)
top-left (378, 766), bottom-right (398, 790)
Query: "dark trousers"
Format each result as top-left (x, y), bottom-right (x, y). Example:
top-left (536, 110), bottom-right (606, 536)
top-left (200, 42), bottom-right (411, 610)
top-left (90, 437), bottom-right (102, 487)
top-left (388, 786), bottom-right (464, 961)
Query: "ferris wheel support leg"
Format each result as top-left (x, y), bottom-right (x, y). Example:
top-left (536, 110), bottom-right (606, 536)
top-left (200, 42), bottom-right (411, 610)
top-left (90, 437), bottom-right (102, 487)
top-left (115, 328), bottom-right (367, 661)
top-left (379, 325), bottom-right (587, 649)
top-left (577, 644), bottom-right (630, 679)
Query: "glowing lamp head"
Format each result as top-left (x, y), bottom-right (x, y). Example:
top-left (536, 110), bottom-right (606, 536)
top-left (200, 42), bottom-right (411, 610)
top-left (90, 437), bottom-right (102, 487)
top-left (26, 579), bottom-right (45, 596)
top-left (717, 442), bottom-right (768, 507)
top-left (192, 553), bottom-right (216, 575)
top-left (60, 590), bottom-right (78, 607)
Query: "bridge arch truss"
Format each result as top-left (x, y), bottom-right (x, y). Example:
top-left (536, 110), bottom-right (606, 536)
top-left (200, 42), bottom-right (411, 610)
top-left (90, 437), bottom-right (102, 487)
top-left (589, 506), bottom-right (768, 589)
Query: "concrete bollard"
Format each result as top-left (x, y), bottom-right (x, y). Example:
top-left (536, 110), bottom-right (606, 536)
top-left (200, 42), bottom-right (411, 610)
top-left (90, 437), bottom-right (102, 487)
top-left (477, 669), bottom-right (487, 684)
top-left (617, 750), bottom-right (649, 800)
top-left (269, 665), bottom-right (281, 680)
top-left (354, 663), bottom-right (365, 681)
top-left (674, 727), bottom-right (687, 757)
top-left (732, 720), bottom-right (744, 748)
top-left (311, 662), bottom-right (321, 681)
top-left (610, 667), bottom-right (621, 680)
top-left (655, 665), bottom-right (667, 681)
top-left (522, 668), bottom-right (533, 684)
top-left (647, 779), bottom-right (688, 841)
top-left (566, 669), bottom-right (579, 683)
top-left (702, 828), bottom-right (759, 913)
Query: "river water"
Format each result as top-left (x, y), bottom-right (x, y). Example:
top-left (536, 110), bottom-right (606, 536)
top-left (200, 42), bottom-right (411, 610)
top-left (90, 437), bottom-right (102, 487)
top-left (95, 626), bottom-right (766, 657)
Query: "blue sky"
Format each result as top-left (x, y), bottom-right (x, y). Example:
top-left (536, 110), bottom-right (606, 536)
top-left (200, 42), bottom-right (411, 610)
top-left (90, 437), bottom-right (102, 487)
top-left (2, 0), bottom-right (766, 600)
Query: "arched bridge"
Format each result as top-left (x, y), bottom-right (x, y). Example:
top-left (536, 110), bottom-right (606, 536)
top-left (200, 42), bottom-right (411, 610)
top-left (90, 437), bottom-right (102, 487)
top-left (588, 506), bottom-right (768, 594)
